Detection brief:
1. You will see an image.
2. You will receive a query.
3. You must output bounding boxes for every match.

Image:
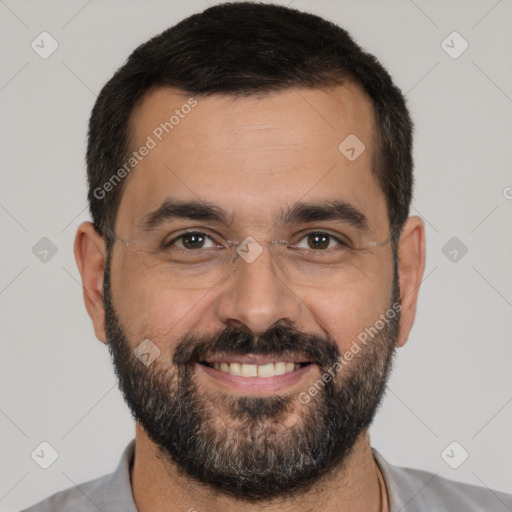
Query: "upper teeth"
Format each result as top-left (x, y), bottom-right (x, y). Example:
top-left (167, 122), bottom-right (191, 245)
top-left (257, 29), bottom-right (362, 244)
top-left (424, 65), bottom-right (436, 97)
top-left (213, 362), bottom-right (299, 378)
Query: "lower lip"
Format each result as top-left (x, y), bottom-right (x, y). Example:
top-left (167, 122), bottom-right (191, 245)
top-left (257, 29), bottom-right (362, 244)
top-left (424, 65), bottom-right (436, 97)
top-left (197, 363), bottom-right (316, 394)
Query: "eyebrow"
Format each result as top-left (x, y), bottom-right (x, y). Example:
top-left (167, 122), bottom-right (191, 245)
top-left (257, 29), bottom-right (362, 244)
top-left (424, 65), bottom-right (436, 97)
top-left (142, 198), bottom-right (370, 232)
top-left (142, 199), bottom-right (231, 230)
top-left (280, 200), bottom-right (369, 232)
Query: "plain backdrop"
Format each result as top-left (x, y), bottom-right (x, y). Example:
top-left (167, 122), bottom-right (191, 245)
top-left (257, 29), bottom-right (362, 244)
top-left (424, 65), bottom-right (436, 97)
top-left (1, 1), bottom-right (511, 510)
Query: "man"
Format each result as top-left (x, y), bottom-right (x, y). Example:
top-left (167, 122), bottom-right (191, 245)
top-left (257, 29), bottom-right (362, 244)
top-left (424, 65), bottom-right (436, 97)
top-left (23, 2), bottom-right (511, 511)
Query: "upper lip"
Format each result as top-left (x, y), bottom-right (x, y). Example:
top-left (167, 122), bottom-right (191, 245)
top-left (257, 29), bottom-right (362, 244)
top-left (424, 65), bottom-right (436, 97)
top-left (201, 353), bottom-right (312, 365)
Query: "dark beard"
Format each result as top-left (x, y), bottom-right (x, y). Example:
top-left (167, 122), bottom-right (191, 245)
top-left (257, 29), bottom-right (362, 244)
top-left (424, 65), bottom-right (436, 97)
top-left (103, 252), bottom-right (400, 502)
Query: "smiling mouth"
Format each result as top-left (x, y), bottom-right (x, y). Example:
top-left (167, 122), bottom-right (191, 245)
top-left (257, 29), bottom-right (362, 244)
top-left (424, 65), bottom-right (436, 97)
top-left (199, 361), bottom-right (312, 378)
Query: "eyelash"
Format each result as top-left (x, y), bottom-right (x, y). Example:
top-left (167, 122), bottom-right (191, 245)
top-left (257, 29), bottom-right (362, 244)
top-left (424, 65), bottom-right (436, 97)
top-left (163, 231), bottom-right (350, 251)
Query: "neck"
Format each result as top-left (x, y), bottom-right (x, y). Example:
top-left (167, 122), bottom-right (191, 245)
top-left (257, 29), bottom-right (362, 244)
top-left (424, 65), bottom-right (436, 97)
top-left (131, 424), bottom-right (384, 512)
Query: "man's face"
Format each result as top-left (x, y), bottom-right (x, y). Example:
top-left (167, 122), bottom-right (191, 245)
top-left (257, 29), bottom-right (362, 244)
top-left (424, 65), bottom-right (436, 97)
top-left (105, 84), bottom-right (399, 500)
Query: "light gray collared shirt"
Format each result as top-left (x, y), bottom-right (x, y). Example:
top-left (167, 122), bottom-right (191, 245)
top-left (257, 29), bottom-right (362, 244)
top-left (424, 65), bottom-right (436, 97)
top-left (22, 439), bottom-right (512, 511)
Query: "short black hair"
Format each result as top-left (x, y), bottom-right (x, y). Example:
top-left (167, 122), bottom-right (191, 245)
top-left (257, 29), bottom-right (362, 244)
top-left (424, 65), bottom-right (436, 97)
top-left (87, 2), bottom-right (414, 248)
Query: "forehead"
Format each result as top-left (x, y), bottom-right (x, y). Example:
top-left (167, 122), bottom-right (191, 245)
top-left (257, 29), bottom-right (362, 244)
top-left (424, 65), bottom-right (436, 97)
top-left (117, 83), bottom-right (388, 235)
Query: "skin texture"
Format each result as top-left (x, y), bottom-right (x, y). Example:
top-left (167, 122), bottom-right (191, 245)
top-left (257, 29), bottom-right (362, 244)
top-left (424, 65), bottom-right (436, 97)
top-left (74, 83), bottom-right (426, 512)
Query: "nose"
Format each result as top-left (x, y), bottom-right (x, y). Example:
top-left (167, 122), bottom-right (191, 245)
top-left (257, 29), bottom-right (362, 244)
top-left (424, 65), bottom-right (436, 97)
top-left (214, 243), bottom-right (303, 335)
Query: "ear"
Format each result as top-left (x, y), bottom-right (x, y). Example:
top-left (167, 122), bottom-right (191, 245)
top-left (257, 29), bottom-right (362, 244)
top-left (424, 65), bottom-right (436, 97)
top-left (74, 221), bottom-right (108, 343)
top-left (396, 215), bottom-right (426, 348)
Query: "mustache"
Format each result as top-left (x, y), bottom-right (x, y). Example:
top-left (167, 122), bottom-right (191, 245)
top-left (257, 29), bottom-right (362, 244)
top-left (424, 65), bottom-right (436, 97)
top-left (173, 324), bottom-right (341, 368)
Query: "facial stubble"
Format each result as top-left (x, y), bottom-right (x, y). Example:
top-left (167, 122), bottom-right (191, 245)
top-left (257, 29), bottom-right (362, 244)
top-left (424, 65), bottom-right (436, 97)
top-left (103, 249), bottom-right (400, 502)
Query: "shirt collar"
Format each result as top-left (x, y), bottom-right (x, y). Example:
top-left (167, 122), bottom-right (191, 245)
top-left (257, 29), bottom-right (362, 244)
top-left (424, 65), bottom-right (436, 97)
top-left (102, 438), bottom-right (138, 511)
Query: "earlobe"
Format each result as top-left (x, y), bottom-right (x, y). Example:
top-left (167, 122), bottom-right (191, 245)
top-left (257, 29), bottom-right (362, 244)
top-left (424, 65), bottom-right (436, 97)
top-left (395, 216), bottom-right (426, 347)
top-left (74, 221), bottom-right (108, 343)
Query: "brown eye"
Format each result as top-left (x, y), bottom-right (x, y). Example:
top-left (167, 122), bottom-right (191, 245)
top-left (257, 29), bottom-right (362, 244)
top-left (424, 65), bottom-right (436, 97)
top-left (180, 233), bottom-right (207, 249)
top-left (294, 232), bottom-right (347, 251)
top-left (163, 232), bottom-right (218, 250)
top-left (307, 233), bottom-right (330, 249)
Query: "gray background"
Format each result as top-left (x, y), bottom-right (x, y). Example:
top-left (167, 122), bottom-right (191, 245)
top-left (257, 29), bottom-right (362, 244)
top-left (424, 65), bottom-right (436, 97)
top-left (1, 0), bottom-right (511, 510)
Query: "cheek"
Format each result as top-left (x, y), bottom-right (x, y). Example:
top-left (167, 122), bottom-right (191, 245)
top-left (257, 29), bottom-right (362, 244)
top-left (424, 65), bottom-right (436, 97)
top-left (111, 245), bottom-right (394, 355)
top-left (113, 264), bottom-right (206, 349)
top-left (302, 268), bottom-right (393, 354)
top-left (111, 253), bottom-right (151, 319)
